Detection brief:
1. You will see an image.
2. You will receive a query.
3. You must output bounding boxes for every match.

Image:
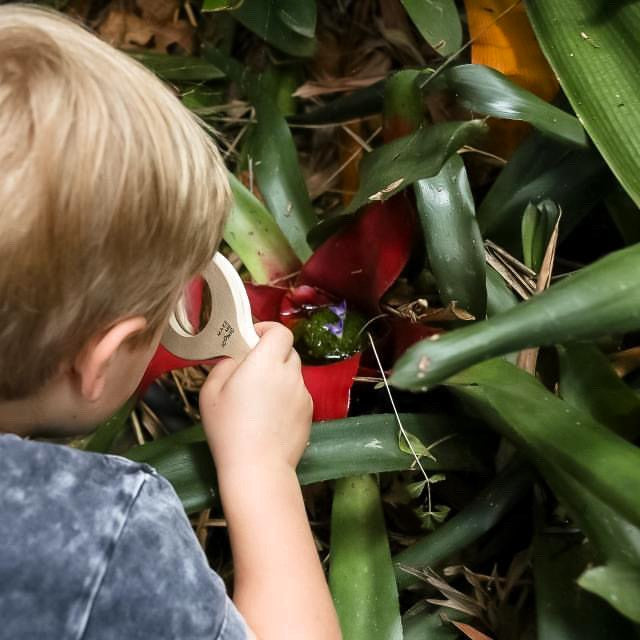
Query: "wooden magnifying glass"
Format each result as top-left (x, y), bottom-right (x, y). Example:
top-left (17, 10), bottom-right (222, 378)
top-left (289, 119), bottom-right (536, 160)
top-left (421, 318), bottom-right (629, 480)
top-left (161, 253), bottom-right (259, 361)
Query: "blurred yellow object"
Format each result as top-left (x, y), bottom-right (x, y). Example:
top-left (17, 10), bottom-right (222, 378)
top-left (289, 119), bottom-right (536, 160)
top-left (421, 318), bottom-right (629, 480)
top-left (464, 0), bottom-right (559, 157)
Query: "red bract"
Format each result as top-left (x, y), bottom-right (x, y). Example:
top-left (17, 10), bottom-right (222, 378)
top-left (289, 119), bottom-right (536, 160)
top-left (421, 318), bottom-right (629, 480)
top-left (184, 276), bottom-right (205, 328)
top-left (302, 354), bottom-right (362, 420)
top-left (140, 195), bottom-right (418, 421)
top-left (245, 283), bottom-right (363, 420)
top-left (138, 345), bottom-right (220, 394)
top-left (245, 283), bottom-right (334, 327)
top-left (243, 284), bottom-right (287, 323)
top-left (389, 318), bottom-right (442, 361)
top-left (300, 196), bottom-right (415, 313)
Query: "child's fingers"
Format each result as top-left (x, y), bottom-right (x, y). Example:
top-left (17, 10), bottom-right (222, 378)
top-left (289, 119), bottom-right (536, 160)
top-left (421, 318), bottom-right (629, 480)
top-left (286, 348), bottom-right (302, 372)
top-left (201, 357), bottom-right (239, 399)
top-left (254, 322), bottom-right (294, 361)
top-left (254, 321), bottom-right (282, 337)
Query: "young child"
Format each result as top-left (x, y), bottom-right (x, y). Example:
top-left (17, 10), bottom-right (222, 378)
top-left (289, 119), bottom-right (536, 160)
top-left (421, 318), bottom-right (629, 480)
top-left (0, 5), bottom-right (342, 639)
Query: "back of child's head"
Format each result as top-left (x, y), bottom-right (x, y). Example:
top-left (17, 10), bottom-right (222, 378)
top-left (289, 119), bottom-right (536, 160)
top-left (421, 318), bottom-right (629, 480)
top-left (0, 4), bottom-right (230, 400)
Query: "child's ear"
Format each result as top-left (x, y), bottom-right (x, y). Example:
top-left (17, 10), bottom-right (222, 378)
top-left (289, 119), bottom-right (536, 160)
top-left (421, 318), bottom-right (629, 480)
top-left (73, 317), bottom-right (148, 403)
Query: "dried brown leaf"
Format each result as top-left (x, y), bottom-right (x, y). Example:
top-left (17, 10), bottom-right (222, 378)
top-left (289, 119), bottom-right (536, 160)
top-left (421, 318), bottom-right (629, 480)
top-left (501, 548), bottom-right (531, 602)
top-left (150, 19), bottom-right (193, 53)
top-left (305, 166), bottom-right (339, 200)
top-left (610, 346), bottom-right (640, 378)
top-left (535, 211), bottom-right (561, 293)
top-left (376, 19), bottom-right (426, 66)
top-left (378, 0), bottom-right (425, 65)
top-left (297, 39), bottom-right (391, 100)
top-left (369, 177), bottom-right (405, 201)
top-left (98, 10), bottom-right (154, 48)
top-left (293, 74), bottom-right (387, 99)
top-left (311, 30), bottom-right (342, 79)
top-left (450, 621), bottom-right (495, 640)
top-left (136, 0), bottom-right (178, 24)
top-left (515, 348), bottom-right (538, 374)
top-left (384, 298), bottom-right (474, 323)
top-left (420, 568), bottom-right (487, 620)
top-left (516, 212), bottom-right (561, 373)
top-left (427, 597), bottom-right (484, 619)
top-left (98, 7), bottom-right (193, 53)
top-left (484, 240), bottom-right (536, 300)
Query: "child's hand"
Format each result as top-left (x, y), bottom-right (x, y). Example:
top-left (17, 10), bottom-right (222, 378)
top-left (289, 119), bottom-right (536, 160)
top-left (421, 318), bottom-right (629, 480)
top-left (200, 323), bottom-right (341, 640)
top-left (199, 322), bottom-right (313, 475)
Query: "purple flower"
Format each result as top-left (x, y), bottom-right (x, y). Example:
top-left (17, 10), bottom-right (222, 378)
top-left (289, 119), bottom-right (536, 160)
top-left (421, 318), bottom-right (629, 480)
top-left (323, 300), bottom-right (347, 338)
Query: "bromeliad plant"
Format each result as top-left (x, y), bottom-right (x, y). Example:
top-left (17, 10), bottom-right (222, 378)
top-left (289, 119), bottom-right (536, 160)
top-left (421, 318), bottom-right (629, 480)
top-left (77, 0), bottom-right (640, 638)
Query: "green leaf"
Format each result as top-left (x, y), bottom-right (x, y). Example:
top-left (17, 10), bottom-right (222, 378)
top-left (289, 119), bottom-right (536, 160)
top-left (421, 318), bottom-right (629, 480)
top-left (129, 52), bottom-right (224, 82)
top-left (441, 64), bottom-right (588, 147)
top-left (384, 70), bottom-right (424, 137)
top-left (266, 67), bottom-right (299, 116)
top-left (229, 0), bottom-right (316, 57)
top-left (398, 430), bottom-right (436, 461)
top-left (202, 0), bottom-right (240, 10)
top-left (247, 91), bottom-right (317, 261)
top-left (83, 398), bottom-right (134, 453)
top-left (344, 120), bottom-right (487, 215)
top-left (330, 474), bottom-right (403, 640)
top-left (400, 0), bottom-right (462, 57)
top-left (127, 426), bottom-right (218, 513)
top-left (181, 86), bottom-right (224, 112)
top-left (477, 131), bottom-right (608, 253)
top-left (447, 359), bottom-right (640, 531)
top-left (578, 564), bottom-right (640, 624)
top-left (406, 479), bottom-right (428, 499)
top-left (485, 265), bottom-right (518, 317)
top-left (225, 173), bottom-right (300, 283)
top-left (201, 45), bottom-right (253, 92)
top-left (127, 414), bottom-right (487, 513)
top-left (546, 467), bottom-right (640, 572)
top-left (534, 533), bottom-right (636, 636)
top-left (306, 211), bottom-right (356, 248)
top-left (558, 343), bottom-right (640, 441)
top-left (394, 461), bottom-right (532, 590)
top-left (298, 413), bottom-right (487, 483)
top-left (403, 607), bottom-right (465, 640)
top-left (414, 154), bottom-right (487, 319)
top-left (448, 362), bottom-right (640, 621)
top-left (527, 0), bottom-right (640, 205)
top-left (541, 464), bottom-right (640, 621)
top-left (521, 199), bottom-right (561, 272)
top-left (451, 358), bottom-right (640, 621)
top-left (416, 503), bottom-right (451, 531)
top-left (606, 183), bottom-right (640, 246)
top-left (390, 243), bottom-right (640, 390)
top-left (287, 81), bottom-right (385, 125)
top-left (276, 0), bottom-right (316, 38)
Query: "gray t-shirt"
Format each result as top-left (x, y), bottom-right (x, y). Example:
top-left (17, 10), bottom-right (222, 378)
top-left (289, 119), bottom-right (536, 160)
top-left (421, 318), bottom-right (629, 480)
top-left (0, 433), bottom-right (248, 640)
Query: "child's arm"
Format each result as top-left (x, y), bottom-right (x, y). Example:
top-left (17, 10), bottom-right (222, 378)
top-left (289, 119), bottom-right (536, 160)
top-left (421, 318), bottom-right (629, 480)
top-left (200, 322), bottom-right (342, 640)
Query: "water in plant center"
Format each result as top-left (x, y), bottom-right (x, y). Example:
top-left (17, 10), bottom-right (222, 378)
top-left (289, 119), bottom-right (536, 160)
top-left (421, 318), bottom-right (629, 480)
top-left (292, 300), bottom-right (365, 363)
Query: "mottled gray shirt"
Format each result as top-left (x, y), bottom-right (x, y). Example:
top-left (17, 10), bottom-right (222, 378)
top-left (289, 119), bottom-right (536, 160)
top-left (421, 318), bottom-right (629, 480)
top-left (0, 434), bottom-right (248, 640)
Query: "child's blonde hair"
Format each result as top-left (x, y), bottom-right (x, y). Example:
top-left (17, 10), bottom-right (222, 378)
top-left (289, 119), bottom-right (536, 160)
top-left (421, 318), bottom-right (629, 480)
top-left (0, 4), bottom-right (230, 400)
